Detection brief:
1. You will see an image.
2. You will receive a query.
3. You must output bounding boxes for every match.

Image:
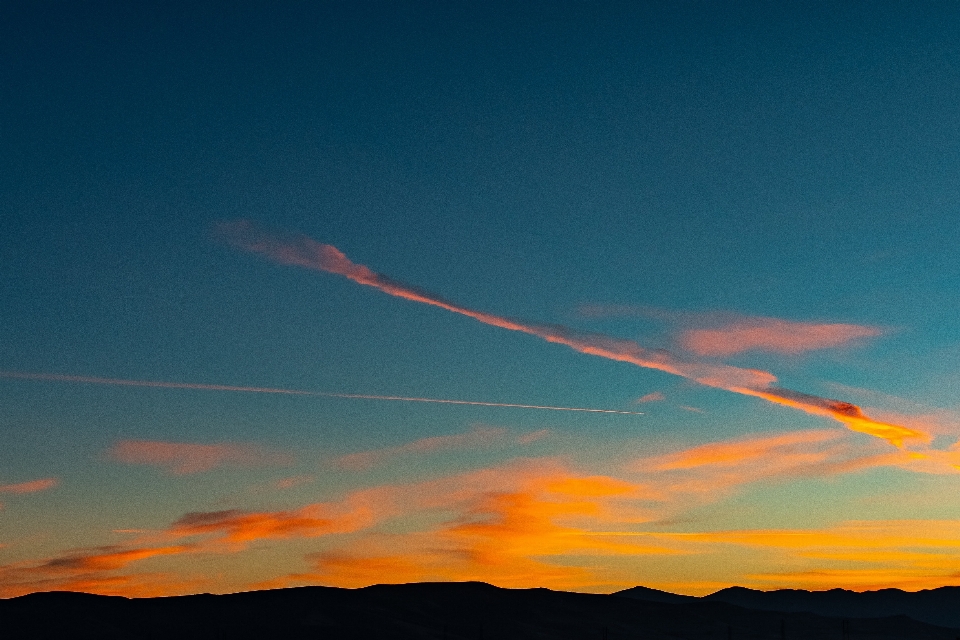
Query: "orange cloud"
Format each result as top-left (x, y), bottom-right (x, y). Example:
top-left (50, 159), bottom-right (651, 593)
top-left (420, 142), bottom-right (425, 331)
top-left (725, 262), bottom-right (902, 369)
top-left (0, 544), bottom-right (193, 598)
top-left (10, 441), bottom-right (960, 597)
top-left (247, 459), bottom-right (675, 591)
top-left (0, 477), bottom-right (58, 494)
top-left (625, 429), bottom-right (910, 508)
top-left (107, 439), bottom-right (291, 474)
top-left (151, 458), bottom-right (660, 592)
top-left (648, 430), bottom-right (850, 472)
top-left (733, 388), bottom-right (929, 448)
top-left (219, 221), bottom-right (927, 449)
top-left (168, 458), bottom-right (667, 591)
top-left (334, 425), bottom-right (507, 470)
top-left (168, 499), bottom-right (379, 546)
top-left (37, 545), bottom-right (190, 573)
top-left (679, 318), bottom-right (882, 357)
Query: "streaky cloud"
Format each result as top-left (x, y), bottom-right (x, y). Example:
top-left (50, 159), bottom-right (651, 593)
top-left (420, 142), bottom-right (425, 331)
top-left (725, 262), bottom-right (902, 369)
top-left (0, 477), bottom-right (58, 494)
top-left (219, 220), bottom-right (926, 448)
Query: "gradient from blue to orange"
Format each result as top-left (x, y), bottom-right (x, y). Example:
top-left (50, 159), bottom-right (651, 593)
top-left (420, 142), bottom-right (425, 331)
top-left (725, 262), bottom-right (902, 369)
top-left (2, 0), bottom-right (960, 597)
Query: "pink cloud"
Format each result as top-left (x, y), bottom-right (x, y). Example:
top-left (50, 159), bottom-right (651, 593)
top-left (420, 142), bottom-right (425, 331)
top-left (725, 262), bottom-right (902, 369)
top-left (334, 425), bottom-right (507, 471)
top-left (679, 405), bottom-right (705, 414)
top-left (108, 440), bottom-right (290, 475)
top-left (678, 318), bottom-right (882, 357)
top-left (637, 392), bottom-right (665, 403)
top-left (0, 477), bottom-right (58, 494)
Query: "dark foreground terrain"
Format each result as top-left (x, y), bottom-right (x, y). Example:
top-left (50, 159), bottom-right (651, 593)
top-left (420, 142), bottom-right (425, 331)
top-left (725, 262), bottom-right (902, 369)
top-left (3, 581), bottom-right (960, 640)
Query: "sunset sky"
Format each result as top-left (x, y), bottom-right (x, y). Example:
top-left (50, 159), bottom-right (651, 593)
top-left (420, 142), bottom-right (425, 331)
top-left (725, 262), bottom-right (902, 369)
top-left (3, 1), bottom-right (960, 598)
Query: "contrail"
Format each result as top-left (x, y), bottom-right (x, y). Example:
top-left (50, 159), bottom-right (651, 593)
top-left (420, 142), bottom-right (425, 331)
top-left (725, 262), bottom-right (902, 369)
top-left (0, 371), bottom-right (644, 415)
top-left (217, 220), bottom-right (927, 448)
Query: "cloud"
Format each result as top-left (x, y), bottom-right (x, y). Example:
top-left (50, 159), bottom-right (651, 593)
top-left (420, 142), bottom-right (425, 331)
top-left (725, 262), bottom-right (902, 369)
top-left (0, 544), bottom-right (194, 598)
top-left (735, 387), bottom-right (927, 448)
top-left (188, 457), bottom-right (668, 591)
top-left (625, 429), bottom-right (905, 507)
top-left (219, 221), bottom-right (925, 449)
top-left (637, 391), bottom-right (665, 403)
top-left (575, 306), bottom-right (882, 357)
top-left (37, 546), bottom-right (190, 573)
top-left (107, 440), bottom-right (291, 475)
top-left (678, 317), bottom-right (882, 357)
top-left (825, 382), bottom-right (960, 440)
top-left (217, 220), bottom-right (776, 391)
top-left (334, 425), bottom-right (507, 471)
top-left (644, 430), bottom-right (850, 472)
top-left (6, 435), bottom-right (958, 596)
top-left (168, 502), bottom-right (375, 545)
top-left (256, 462), bottom-right (674, 591)
top-left (0, 477), bottom-right (58, 494)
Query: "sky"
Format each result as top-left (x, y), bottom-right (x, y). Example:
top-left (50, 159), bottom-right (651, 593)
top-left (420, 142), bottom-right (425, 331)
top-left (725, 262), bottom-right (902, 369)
top-left (2, 0), bottom-right (960, 598)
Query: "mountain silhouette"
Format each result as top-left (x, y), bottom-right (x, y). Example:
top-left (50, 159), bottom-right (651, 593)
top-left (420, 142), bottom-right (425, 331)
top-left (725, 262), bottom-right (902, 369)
top-left (615, 584), bottom-right (960, 630)
top-left (3, 582), bottom-right (960, 639)
top-left (702, 585), bottom-right (960, 629)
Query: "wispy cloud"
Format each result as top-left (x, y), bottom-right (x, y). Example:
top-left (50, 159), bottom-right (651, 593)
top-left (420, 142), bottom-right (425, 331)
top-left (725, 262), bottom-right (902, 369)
top-left (623, 429), bottom-right (905, 511)
top-left (107, 440), bottom-right (291, 475)
top-left (334, 425), bottom-right (507, 471)
top-left (248, 461), bottom-right (672, 591)
top-left (219, 221), bottom-right (925, 448)
top-left (299, 483), bottom-right (674, 590)
top-left (0, 544), bottom-right (194, 598)
top-left (0, 477), bottom-right (58, 494)
top-left (637, 391), bottom-right (665, 403)
top-left (642, 430), bottom-right (904, 493)
top-left (576, 305), bottom-right (882, 357)
top-left (168, 505), bottom-right (370, 545)
top-left (678, 317), bottom-right (882, 357)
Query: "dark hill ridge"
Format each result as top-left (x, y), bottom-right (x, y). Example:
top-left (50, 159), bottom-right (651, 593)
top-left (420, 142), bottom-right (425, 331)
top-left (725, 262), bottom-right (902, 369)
top-left (615, 584), bottom-right (960, 630)
top-left (3, 582), bottom-right (959, 640)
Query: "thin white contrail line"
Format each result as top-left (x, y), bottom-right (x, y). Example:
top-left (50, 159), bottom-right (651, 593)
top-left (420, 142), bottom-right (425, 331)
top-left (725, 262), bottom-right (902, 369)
top-left (0, 371), bottom-right (644, 415)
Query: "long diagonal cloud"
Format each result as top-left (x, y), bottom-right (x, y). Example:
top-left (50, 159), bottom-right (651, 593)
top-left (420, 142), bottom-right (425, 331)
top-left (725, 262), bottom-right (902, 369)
top-left (219, 221), bottom-right (926, 448)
